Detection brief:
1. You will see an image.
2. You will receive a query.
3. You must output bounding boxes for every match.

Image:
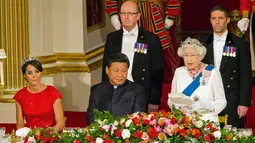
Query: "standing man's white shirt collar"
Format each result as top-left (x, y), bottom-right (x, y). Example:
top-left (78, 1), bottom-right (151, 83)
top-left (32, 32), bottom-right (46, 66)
top-left (121, 24), bottom-right (139, 82)
top-left (123, 24), bottom-right (139, 37)
top-left (213, 30), bottom-right (228, 42)
top-left (213, 30), bottom-right (228, 69)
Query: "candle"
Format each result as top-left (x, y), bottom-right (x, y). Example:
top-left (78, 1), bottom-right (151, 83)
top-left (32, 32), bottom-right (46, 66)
top-left (0, 61), bottom-right (4, 85)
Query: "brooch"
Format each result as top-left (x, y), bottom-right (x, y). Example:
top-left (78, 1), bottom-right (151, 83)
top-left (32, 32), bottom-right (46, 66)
top-left (200, 70), bottom-right (211, 86)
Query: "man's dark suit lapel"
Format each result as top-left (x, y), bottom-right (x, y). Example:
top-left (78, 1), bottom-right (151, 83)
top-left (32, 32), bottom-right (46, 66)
top-left (116, 29), bottom-right (124, 53)
top-left (205, 34), bottom-right (214, 65)
top-left (220, 33), bottom-right (232, 72)
top-left (132, 28), bottom-right (144, 76)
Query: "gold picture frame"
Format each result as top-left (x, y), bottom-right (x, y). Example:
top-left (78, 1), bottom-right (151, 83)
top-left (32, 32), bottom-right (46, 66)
top-left (86, 0), bottom-right (105, 33)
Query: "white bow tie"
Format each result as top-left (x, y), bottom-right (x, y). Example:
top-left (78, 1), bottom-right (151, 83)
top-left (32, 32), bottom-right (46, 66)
top-left (214, 37), bottom-right (225, 42)
top-left (123, 33), bottom-right (135, 37)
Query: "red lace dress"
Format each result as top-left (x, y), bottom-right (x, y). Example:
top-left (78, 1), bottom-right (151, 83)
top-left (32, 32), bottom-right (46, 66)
top-left (13, 85), bottom-right (62, 128)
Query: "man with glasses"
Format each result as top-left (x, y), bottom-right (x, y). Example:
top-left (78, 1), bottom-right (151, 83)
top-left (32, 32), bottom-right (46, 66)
top-left (201, 5), bottom-right (252, 128)
top-left (105, 0), bottom-right (180, 83)
top-left (102, 1), bottom-right (164, 113)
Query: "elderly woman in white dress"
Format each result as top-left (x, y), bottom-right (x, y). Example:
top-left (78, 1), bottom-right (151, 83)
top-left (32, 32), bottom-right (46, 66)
top-left (168, 37), bottom-right (227, 122)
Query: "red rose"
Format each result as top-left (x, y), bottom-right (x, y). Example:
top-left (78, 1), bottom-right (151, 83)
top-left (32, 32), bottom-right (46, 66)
top-left (132, 117), bottom-right (140, 125)
top-left (150, 113), bottom-right (156, 120)
top-left (143, 119), bottom-right (150, 125)
top-left (210, 134), bottom-right (216, 140)
top-left (45, 128), bottom-right (50, 134)
top-left (207, 123), bottom-right (213, 129)
top-left (24, 137), bottom-right (28, 143)
top-left (134, 131), bottom-right (143, 138)
top-left (195, 131), bottom-right (202, 139)
top-left (204, 135), bottom-right (211, 142)
top-left (73, 139), bottom-right (81, 143)
top-left (179, 128), bottom-right (186, 137)
top-left (182, 116), bottom-right (190, 124)
top-left (104, 139), bottom-right (112, 143)
top-left (148, 128), bottom-right (158, 138)
top-left (139, 113), bottom-right (145, 118)
top-left (115, 129), bottom-right (122, 137)
top-left (39, 135), bottom-right (45, 141)
top-left (42, 137), bottom-right (47, 143)
top-left (170, 117), bottom-right (177, 124)
top-left (54, 136), bottom-right (59, 140)
top-left (86, 136), bottom-right (93, 142)
top-left (49, 137), bottom-right (54, 143)
top-left (162, 111), bottom-right (170, 117)
top-left (104, 134), bottom-right (109, 140)
top-left (100, 127), bottom-right (105, 131)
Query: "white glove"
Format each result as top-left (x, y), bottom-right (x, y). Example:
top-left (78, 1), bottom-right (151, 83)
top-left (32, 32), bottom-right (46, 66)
top-left (111, 15), bottom-right (121, 30)
top-left (237, 18), bottom-right (250, 32)
top-left (189, 99), bottom-right (212, 112)
top-left (164, 17), bottom-right (174, 29)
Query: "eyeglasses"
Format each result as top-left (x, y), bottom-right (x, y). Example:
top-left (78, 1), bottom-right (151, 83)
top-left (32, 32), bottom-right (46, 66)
top-left (183, 54), bottom-right (200, 58)
top-left (119, 12), bottom-right (139, 16)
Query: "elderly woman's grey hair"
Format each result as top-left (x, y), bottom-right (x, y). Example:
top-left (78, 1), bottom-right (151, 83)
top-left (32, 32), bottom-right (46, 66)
top-left (177, 37), bottom-right (207, 60)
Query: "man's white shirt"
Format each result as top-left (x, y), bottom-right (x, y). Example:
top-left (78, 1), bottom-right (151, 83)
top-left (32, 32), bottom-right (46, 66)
top-left (121, 24), bottom-right (139, 82)
top-left (213, 30), bottom-right (228, 69)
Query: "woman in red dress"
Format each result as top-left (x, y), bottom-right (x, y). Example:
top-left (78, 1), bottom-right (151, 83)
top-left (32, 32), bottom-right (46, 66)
top-left (14, 57), bottom-right (64, 132)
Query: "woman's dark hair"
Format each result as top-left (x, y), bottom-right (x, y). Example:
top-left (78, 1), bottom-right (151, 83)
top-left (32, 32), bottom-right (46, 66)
top-left (106, 53), bottom-right (130, 68)
top-left (21, 59), bottom-right (43, 74)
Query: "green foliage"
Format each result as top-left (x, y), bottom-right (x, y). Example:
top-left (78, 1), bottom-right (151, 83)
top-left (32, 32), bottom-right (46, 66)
top-left (23, 109), bottom-right (255, 143)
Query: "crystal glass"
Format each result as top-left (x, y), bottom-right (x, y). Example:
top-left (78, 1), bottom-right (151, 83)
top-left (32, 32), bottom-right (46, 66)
top-left (0, 127), bottom-right (6, 136)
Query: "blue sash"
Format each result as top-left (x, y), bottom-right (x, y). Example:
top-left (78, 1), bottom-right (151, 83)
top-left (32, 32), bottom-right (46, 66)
top-left (182, 65), bottom-right (214, 97)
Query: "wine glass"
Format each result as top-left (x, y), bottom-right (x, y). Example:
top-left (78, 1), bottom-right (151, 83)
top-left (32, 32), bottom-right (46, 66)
top-left (0, 127), bottom-right (6, 137)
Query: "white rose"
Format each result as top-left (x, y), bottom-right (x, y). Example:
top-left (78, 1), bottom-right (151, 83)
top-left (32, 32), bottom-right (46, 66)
top-left (129, 112), bottom-right (139, 119)
top-left (125, 119), bottom-right (133, 127)
top-left (114, 120), bottom-right (119, 126)
top-left (194, 120), bottom-right (203, 128)
top-left (120, 118), bottom-right (126, 124)
top-left (242, 129), bottom-right (253, 136)
top-left (96, 137), bottom-right (103, 143)
top-left (28, 136), bottom-right (36, 143)
top-left (233, 136), bottom-right (237, 141)
top-left (147, 114), bottom-right (153, 120)
top-left (121, 129), bottom-right (131, 139)
top-left (111, 123), bottom-right (117, 135)
top-left (102, 125), bottom-right (110, 132)
top-left (213, 130), bottom-right (221, 139)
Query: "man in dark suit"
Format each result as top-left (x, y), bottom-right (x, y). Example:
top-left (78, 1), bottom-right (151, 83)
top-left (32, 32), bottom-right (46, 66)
top-left (87, 53), bottom-right (147, 125)
top-left (201, 5), bottom-right (252, 128)
top-left (102, 1), bottom-right (164, 113)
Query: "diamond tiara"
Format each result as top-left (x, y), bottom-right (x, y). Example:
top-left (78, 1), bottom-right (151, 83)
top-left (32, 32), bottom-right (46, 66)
top-left (180, 37), bottom-right (203, 47)
top-left (22, 57), bottom-right (40, 67)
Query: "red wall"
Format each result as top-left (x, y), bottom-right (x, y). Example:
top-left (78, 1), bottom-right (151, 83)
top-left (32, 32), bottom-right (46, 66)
top-left (181, 0), bottom-right (240, 31)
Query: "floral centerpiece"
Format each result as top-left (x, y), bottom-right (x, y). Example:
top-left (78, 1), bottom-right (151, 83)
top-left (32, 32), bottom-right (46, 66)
top-left (23, 127), bottom-right (84, 143)
top-left (23, 107), bottom-right (254, 143)
top-left (84, 108), bottom-right (254, 143)
top-left (23, 128), bottom-right (60, 143)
